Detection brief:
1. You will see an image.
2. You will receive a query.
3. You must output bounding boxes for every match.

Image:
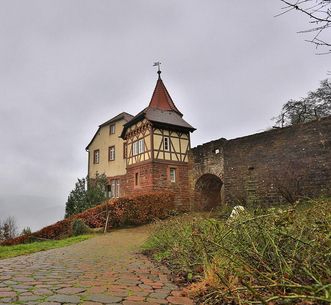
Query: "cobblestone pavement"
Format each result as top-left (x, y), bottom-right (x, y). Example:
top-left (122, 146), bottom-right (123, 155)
top-left (0, 226), bottom-right (193, 305)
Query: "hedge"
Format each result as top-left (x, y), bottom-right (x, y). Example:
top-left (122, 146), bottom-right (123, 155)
top-left (1, 192), bottom-right (175, 246)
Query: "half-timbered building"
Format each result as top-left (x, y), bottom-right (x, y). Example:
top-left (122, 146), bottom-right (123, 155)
top-left (86, 71), bottom-right (195, 209)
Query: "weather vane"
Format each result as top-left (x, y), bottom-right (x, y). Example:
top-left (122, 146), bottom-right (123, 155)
top-left (153, 61), bottom-right (162, 77)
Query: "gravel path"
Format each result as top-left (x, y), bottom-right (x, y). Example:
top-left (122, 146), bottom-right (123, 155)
top-left (0, 226), bottom-right (193, 305)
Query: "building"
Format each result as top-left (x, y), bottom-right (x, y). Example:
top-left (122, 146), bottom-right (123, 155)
top-left (86, 72), bottom-right (331, 211)
top-left (86, 70), bottom-right (195, 209)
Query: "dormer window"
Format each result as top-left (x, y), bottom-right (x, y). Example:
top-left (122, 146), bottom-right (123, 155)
top-left (164, 137), bottom-right (170, 151)
top-left (110, 124), bottom-right (115, 134)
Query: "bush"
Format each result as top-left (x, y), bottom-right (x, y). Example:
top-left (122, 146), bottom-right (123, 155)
top-left (71, 219), bottom-right (90, 236)
top-left (1, 191), bottom-right (175, 246)
top-left (144, 198), bottom-right (331, 304)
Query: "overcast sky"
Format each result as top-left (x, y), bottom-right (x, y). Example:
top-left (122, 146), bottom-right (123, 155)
top-left (0, 0), bottom-right (328, 231)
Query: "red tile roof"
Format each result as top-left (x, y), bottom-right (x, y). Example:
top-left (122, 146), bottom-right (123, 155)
top-left (148, 78), bottom-right (183, 116)
top-left (120, 75), bottom-right (195, 139)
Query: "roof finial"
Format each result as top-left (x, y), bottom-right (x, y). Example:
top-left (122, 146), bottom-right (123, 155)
top-left (153, 61), bottom-right (161, 78)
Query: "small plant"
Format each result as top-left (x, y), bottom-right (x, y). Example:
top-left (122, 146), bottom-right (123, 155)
top-left (71, 219), bottom-right (90, 236)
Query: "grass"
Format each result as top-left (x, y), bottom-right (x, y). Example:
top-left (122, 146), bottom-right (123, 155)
top-left (0, 234), bottom-right (94, 259)
top-left (144, 197), bottom-right (331, 304)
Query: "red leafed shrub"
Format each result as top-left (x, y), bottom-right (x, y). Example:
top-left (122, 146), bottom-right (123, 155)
top-left (1, 192), bottom-right (175, 246)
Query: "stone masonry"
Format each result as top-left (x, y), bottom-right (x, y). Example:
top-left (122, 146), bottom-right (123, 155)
top-left (190, 116), bottom-right (331, 208)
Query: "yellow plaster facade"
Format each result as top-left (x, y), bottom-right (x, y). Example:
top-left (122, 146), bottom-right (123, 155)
top-left (87, 119), bottom-right (127, 178)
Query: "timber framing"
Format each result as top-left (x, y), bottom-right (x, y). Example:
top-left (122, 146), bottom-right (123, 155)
top-left (86, 72), bottom-right (195, 210)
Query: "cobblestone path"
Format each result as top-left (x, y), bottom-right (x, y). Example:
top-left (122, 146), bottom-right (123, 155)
top-left (0, 226), bottom-right (193, 305)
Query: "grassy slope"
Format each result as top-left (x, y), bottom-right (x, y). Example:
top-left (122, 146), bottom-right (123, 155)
top-left (0, 234), bottom-right (93, 259)
top-left (144, 198), bottom-right (331, 304)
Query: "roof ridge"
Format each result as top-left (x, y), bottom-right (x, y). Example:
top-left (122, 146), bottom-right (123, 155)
top-left (99, 112), bottom-right (134, 127)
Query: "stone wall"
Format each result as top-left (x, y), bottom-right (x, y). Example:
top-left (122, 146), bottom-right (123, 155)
top-left (189, 138), bottom-right (226, 210)
top-left (122, 162), bottom-right (191, 210)
top-left (190, 117), bottom-right (331, 207)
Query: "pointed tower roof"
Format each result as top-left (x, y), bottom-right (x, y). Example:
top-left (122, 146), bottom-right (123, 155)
top-left (120, 72), bottom-right (195, 139)
top-left (148, 75), bottom-right (183, 116)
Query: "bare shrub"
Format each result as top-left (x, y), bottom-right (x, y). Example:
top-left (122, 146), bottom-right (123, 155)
top-left (273, 161), bottom-right (305, 204)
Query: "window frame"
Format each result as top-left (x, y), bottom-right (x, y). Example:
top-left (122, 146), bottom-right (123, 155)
top-left (123, 143), bottom-right (127, 159)
top-left (138, 139), bottom-right (145, 154)
top-left (134, 172), bottom-right (139, 187)
top-left (133, 141), bottom-right (138, 156)
top-left (164, 136), bottom-right (170, 151)
top-left (93, 149), bottom-right (100, 164)
top-left (133, 139), bottom-right (145, 156)
top-left (110, 124), bottom-right (116, 134)
top-left (169, 167), bottom-right (176, 183)
top-left (108, 146), bottom-right (115, 161)
top-left (109, 179), bottom-right (120, 198)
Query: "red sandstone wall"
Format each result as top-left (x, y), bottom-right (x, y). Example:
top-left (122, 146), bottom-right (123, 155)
top-left (123, 162), bottom-right (191, 210)
top-left (151, 162), bottom-right (191, 211)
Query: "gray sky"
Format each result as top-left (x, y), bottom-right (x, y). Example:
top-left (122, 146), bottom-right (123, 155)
top-left (0, 0), bottom-right (328, 231)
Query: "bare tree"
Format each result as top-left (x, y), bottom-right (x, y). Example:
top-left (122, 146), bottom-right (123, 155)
top-left (0, 216), bottom-right (18, 241)
top-left (274, 79), bottom-right (331, 127)
top-left (277, 0), bottom-right (331, 54)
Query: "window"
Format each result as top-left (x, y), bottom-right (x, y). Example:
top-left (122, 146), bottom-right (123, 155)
top-left (170, 168), bottom-right (176, 182)
top-left (133, 141), bottom-right (138, 156)
top-left (93, 150), bottom-right (100, 164)
top-left (108, 146), bottom-right (115, 161)
top-left (138, 139), bottom-right (145, 153)
top-left (106, 185), bottom-right (112, 198)
top-left (116, 179), bottom-right (120, 197)
top-left (135, 172), bottom-right (139, 186)
top-left (108, 179), bottom-right (120, 198)
top-left (133, 139), bottom-right (145, 156)
top-left (164, 137), bottom-right (170, 151)
top-left (110, 124), bottom-right (115, 134)
top-left (123, 143), bottom-right (127, 159)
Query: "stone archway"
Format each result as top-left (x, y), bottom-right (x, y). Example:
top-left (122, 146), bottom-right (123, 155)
top-left (194, 174), bottom-right (223, 210)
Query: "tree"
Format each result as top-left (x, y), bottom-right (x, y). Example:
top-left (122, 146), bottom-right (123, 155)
top-left (65, 173), bottom-right (108, 218)
top-left (0, 216), bottom-right (18, 241)
top-left (21, 227), bottom-right (32, 236)
top-left (277, 0), bottom-right (331, 54)
top-left (274, 79), bottom-right (331, 127)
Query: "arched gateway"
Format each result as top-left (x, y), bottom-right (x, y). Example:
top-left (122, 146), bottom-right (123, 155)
top-left (194, 174), bottom-right (223, 210)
